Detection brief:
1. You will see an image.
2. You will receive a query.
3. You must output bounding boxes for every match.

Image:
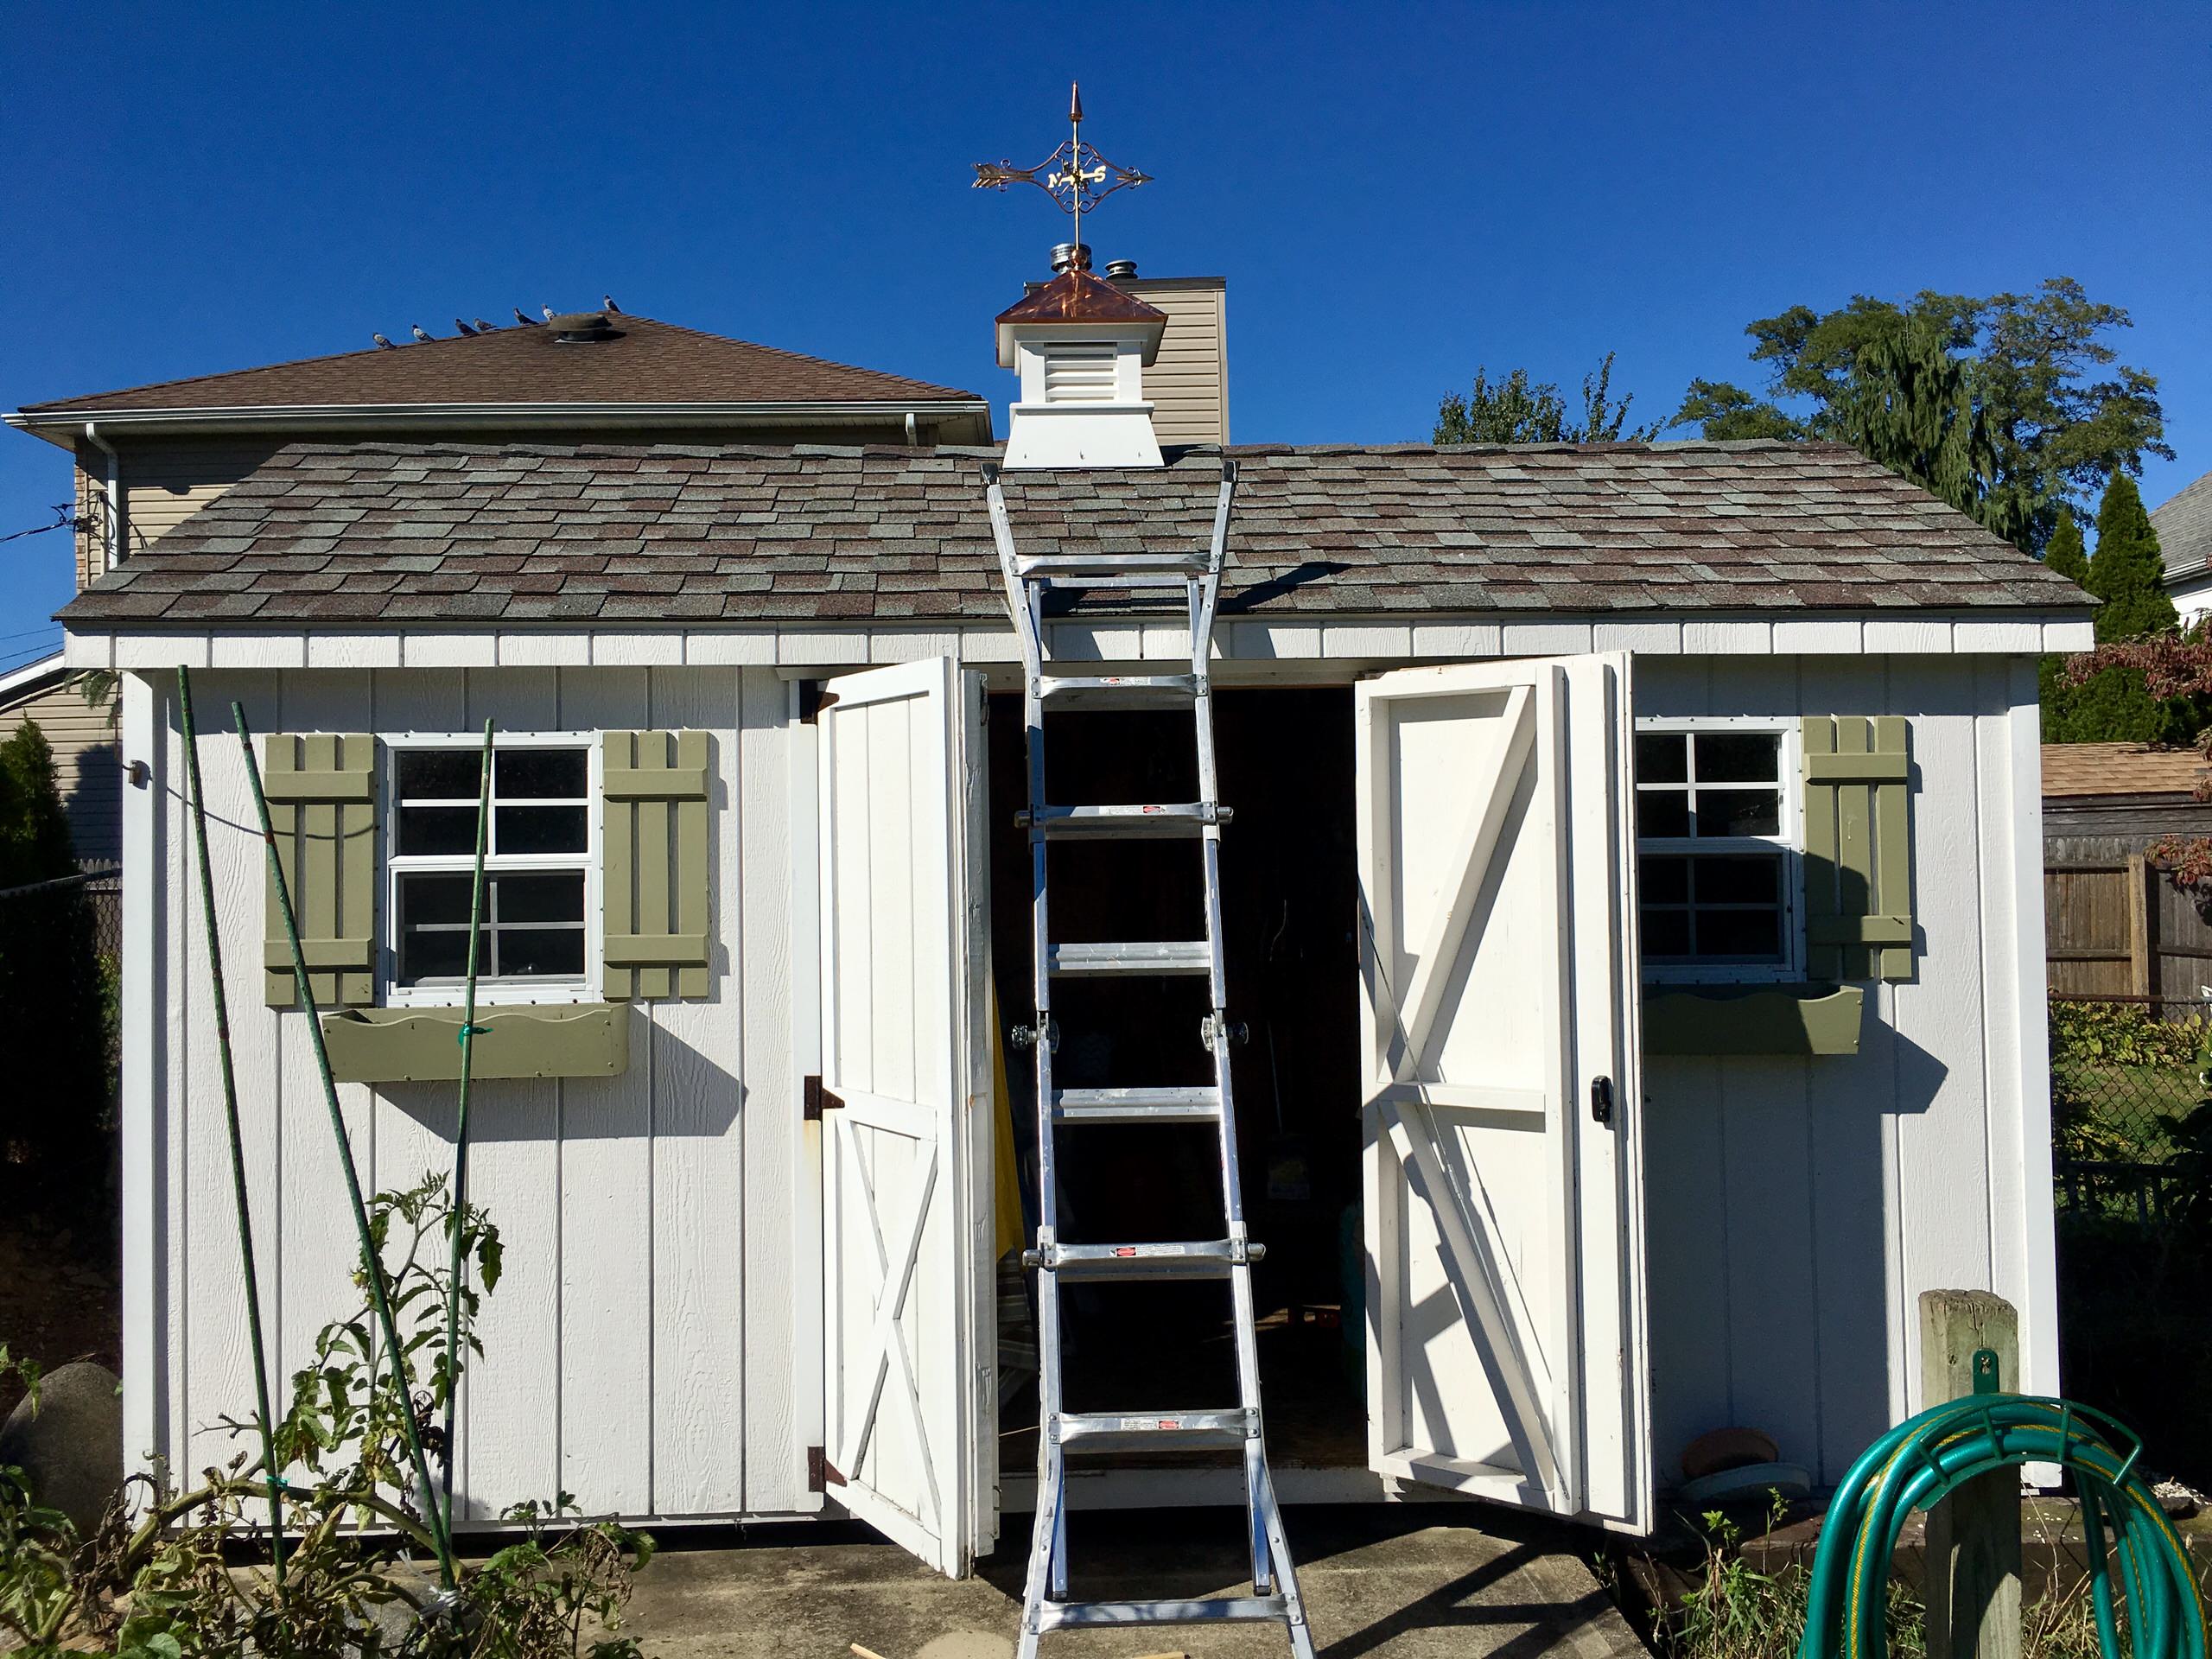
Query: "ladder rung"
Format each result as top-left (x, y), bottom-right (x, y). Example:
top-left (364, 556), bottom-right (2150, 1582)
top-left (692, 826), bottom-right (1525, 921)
top-left (1057, 1408), bottom-right (1253, 1452)
top-left (1052, 1085), bottom-right (1222, 1126)
top-left (1046, 940), bottom-right (1212, 978)
top-left (1037, 1596), bottom-right (1294, 1631)
top-left (1020, 804), bottom-right (1224, 839)
top-left (1042, 1239), bottom-right (1262, 1281)
top-left (1037, 674), bottom-right (1201, 709)
top-left (1017, 553), bottom-right (1211, 576)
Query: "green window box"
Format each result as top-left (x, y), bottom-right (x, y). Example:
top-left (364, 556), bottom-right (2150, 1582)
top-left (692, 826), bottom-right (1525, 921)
top-left (1643, 985), bottom-right (1865, 1058)
top-left (319, 1004), bottom-right (629, 1084)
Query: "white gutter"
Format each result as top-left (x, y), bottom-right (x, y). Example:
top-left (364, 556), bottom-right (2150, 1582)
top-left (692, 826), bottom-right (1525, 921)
top-left (80, 421), bottom-right (121, 573)
top-left (8, 398), bottom-right (993, 445)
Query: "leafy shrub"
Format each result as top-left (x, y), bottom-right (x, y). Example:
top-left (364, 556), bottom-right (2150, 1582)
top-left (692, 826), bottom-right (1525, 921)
top-left (0, 1174), bottom-right (657, 1656)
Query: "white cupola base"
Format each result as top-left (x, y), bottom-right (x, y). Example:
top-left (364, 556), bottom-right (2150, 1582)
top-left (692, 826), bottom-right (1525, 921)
top-left (995, 266), bottom-right (1169, 470)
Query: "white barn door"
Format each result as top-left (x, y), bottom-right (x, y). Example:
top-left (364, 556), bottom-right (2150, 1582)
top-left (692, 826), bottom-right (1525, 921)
top-left (1355, 654), bottom-right (1651, 1531)
top-left (817, 658), bottom-right (994, 1574)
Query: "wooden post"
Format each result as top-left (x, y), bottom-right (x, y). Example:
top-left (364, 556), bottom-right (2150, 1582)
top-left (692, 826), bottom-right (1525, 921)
top-left (2126, 853), bottom-right (2152, 1001)
top-left (1920, 1290), bottom-right (2022, 1659)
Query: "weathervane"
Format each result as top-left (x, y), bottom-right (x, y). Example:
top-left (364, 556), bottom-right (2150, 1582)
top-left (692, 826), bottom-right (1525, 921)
top-left (973, 82), bottom-right (1151, 263)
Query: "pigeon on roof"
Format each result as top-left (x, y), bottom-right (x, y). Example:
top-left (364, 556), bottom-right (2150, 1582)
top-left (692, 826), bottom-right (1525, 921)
top-left (410, 324), bottom-right (433, 342)
top-left (454, 318), bottom-right (479, 336)
top-left (372, 334), bottom-right (396, 350)
top-left (603, 294), bottom-right (622, 315)
top-left (473, 317), bottom-right (496, 333)
top-left (541, 306), bottom-right (554, 320)
top-left (512, 308), bottom-right (540, 327)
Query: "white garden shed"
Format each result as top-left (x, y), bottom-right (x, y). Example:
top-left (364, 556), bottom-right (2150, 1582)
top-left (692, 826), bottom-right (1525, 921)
top-left (58, 429), bottom-right (2090, 1578)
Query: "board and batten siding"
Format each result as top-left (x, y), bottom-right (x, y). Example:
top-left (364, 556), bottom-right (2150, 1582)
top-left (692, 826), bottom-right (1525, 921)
top-left (132, 663), bottom-right (818, 1524)
top-left (1637, 654), bottom-right (2056, 1488)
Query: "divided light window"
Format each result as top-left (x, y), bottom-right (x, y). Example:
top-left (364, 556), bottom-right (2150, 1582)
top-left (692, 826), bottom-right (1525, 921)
top-left (386, 740), bottom-right (596, 1001)
top-left (1634, 721), bottom-right (1802, 983)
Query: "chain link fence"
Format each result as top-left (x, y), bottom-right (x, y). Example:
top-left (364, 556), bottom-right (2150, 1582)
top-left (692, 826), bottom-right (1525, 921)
top-left (0, 860), bottom-right (120, 1126)
top-left (2050, 993), bottom-right (2209, 1226)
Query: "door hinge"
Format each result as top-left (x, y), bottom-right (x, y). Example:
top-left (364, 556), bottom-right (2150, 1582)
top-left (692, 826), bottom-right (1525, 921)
top-left (803, 1075), bottom-right (845, 1120)
top-left (807, 1446), bottom-right (829, 1491)
top-left (1590, 1075), bottom-right (1616, 1127)
top-left (798, 682), bottom-right (839, 724)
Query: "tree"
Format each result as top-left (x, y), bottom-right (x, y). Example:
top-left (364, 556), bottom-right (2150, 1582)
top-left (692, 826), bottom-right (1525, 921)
top-left (1436, 352), bottom-right (1663, 444)
top-left (1669, 279), bottom-right (2169, 553)
top-left (2044, 513), bottom-right (2090, 586)
top-left (0, 719), bottom-right (108, 1192)
top-left (1828, 318), bottom-right (2024, 543)
top-left (2086, 472), bottom-right (2175, 641)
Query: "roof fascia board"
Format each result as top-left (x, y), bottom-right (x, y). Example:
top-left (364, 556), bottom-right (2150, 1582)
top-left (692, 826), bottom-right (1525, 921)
top-left (6, 399), bottom-right (994, 446)
top-left (0, 650), bottom-right (72, 704)
top-left (65, 611), bottom-right (2098, 672)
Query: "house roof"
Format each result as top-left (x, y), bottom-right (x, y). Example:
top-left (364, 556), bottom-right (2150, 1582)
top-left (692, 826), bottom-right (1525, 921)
top-left (12, 315), bottom-right (989, 435)
top-left (55, 437), bottom-right (2090, 632)
top-left (2153, 470), bottom-right (2212, 582)
top-left (2043, 742), bottom-right (2209, 800)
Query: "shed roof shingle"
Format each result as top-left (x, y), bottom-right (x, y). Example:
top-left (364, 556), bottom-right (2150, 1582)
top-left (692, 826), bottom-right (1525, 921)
top-left (21, 315), bottom-right (983, 415)
top-left (57, 438), bottom-right (2090, 630)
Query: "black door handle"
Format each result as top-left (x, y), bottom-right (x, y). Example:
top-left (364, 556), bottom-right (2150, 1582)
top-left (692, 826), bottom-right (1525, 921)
top-left (1590, 1075), bottom-right (1615, 1127)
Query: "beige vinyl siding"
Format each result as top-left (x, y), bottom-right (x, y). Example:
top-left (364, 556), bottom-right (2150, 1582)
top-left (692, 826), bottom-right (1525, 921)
top-left (1120, 276), bottom-right (1228, 444)
top-left (72, 451), bottom-right (103, 591)
top-left (2, 675), bottom-right (121, 862)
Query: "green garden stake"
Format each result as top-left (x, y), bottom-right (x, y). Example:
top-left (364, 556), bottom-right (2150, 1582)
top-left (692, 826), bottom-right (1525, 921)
top-left (438, 720), bottom-right (495, 1550)
top-left (177, 668), bottom-right (287, 1595)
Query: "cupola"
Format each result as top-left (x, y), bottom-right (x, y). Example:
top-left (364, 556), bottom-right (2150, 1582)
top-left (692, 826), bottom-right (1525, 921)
top-left (995, 251), bottom-right (1168, 470)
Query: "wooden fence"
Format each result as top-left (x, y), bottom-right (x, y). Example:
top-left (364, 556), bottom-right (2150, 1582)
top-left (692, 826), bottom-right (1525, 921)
top-left (2046, 839), bottom-right (2212, 1009)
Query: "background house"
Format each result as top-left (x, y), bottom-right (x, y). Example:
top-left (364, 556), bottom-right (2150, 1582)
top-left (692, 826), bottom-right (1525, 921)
top-left (2153, 469), bottom-right (2212, 624)
top-left (0, 654), bottom-right (118, 865)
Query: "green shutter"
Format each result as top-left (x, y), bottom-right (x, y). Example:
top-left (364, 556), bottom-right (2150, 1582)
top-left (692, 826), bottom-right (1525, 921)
top-left (602, 730), bottom-right (712, 1001)
top-left (263, 734), bottom-right (378, 1008)
top-left (1801, 715), bottom-right (1914, 982)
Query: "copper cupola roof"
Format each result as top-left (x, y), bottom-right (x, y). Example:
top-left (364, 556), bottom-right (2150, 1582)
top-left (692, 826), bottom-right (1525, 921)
top-left (995, 267), bottom-right (1167, 371)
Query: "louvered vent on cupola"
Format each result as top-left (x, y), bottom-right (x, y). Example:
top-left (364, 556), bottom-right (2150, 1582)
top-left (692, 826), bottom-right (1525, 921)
top-left (994, 252), bottom-right (1168, 469)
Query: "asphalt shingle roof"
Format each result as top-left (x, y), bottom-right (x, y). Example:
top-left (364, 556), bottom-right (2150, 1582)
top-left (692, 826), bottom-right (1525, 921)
top-left (22, 315), bottom-right (983, 415)
top-left (57, 438), bottom-right (2089, 630)
top-left (2153, 470), bottom-right (2212, 581)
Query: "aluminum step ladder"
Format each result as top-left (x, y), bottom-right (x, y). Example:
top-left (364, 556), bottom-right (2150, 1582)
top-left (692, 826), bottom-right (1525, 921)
top-left (982, 458), bottom-right (1316, 1659)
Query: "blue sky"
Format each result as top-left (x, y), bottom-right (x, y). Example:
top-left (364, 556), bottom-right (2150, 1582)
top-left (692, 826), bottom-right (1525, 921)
top-left (3, 0), bottom-right (2207, 664)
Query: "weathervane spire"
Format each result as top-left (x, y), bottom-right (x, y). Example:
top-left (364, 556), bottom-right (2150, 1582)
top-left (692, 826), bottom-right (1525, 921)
top-left (973, 82), bottom-right (1152, 267)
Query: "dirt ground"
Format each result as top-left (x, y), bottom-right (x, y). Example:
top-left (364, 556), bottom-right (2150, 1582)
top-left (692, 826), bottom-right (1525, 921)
top-left (0, 1183), bottom-right (121, 1419)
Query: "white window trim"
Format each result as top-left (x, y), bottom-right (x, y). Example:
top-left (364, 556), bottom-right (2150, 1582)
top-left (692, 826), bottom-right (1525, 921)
top-left (1634, 715), bottom-right (1805, 985)
top-left (381, 731), bottom-right (603, 1007)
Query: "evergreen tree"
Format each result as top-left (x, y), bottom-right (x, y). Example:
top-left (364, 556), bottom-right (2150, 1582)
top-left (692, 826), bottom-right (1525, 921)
top-left (0, 719), bottom-right (108, 1192)
top-left (2086, 473), bottom-right (2175, 641)
top-left (2044, 512), bottom-right (2090, 586)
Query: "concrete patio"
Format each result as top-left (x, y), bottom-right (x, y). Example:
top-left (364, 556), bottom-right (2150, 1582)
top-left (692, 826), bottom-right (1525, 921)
top-left (616, 1508), bottom-right (1647, 1659)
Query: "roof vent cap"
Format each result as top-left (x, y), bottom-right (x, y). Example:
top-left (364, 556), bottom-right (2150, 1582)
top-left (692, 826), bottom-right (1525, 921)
top-left (1103, 258), bottom-right (1138, 280)
top-left (546, 311), bottom-right (622, 343)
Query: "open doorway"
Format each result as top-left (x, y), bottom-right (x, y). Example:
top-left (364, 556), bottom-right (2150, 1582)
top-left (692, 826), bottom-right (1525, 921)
top-left (986, 686), bottom-right (1366, 1476)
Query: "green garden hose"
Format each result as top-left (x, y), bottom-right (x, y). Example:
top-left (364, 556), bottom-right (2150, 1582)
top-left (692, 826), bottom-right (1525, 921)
top-left (1798, 1394), bottom-right (2205, 1659)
